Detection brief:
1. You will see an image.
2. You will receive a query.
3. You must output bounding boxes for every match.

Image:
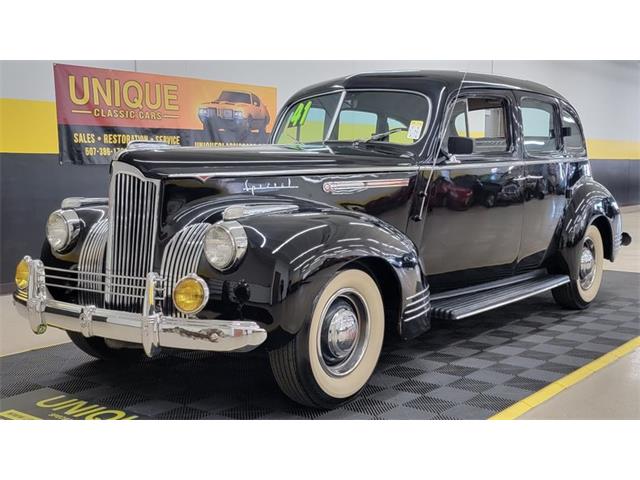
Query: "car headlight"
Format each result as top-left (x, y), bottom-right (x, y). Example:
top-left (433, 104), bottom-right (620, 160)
top-left (173, 274), bottom-right (209, 315)
top-left (46, 209), bottom-right (81, 252)
top-left (15, 258), bottom-right (29, 290)
top-left (233, 110), bottom-right (244, 119)
top-left (204, 221), bottom-right (248, 271)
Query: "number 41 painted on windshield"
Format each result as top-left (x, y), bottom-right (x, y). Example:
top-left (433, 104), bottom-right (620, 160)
top-left (288, 100), bottom-right (312, 127)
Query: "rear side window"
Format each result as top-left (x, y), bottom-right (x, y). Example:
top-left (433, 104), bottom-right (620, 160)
top-left (446, 97), bottom-right (509, 154)
top-left (521, 98), bottom-right (560, 154)
top-left (561, 107), bottom-right (586, 153)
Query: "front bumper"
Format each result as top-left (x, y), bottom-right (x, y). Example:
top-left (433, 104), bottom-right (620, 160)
top-left (13, 257), bottom-right (267, 357)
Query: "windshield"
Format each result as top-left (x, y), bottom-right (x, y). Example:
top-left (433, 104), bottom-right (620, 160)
top-left (218, 91), bottom-right (251, 104)
top-left (274, 90), bottom-right (430, 146)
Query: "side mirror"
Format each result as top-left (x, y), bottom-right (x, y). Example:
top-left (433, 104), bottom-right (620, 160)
top-left (562, 126), bottom-right (572, 137)
top-left (448, 136), bottom-right (473, 155)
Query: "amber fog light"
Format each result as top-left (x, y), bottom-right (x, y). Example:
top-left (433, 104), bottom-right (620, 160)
top-left (15, 259), bottom-right (29, 290)
top-left (173, 274), bottom-right (209, 315)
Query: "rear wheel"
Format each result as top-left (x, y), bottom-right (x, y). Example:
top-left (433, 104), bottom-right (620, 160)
top-left (552, 224), bottom-right (604, 309)
top-left (67, 331), bottom-right (143, 361)
top-left (269, 269), bottom-right (385, 408)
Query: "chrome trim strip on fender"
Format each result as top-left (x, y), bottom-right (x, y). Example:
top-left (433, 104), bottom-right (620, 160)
top-left (323, 178), bottom-right (410, 194)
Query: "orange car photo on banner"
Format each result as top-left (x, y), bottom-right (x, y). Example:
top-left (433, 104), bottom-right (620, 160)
top-left (53, 63), bottom-right (277, 164)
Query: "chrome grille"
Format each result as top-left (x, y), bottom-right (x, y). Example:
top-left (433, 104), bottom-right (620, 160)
top-left (160, 223), bottom-right (210, 317)
top-left (78, 219), bottom-right (108, 307)
top-left (105, 163), bottom-right (161, 312)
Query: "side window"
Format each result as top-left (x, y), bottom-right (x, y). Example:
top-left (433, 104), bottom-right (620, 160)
top-left (252, 95), bottom-right (261, 107)
top-left (446, 97), bottom-right (508, 154)
top-left (561, 107), bottom-right (585, 153)
top-left (521, 98), bottom-right (560, 155)
top-left (337, 110), bottom-right (378, 141)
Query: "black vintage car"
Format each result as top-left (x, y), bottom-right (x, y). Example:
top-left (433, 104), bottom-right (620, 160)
top-left (13, 71), bottom-right (632, 408)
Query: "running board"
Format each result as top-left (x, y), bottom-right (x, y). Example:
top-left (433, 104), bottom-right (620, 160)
top-left (430, 273), bottom-right (570, 321)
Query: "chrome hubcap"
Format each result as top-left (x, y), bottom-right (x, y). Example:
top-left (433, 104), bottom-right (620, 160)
top-left (318, 289), bottom-right (370, 377)
top-left (579, 237), bottom-right (597, 290)
top-left (325, 308), bottom-right (359, 360)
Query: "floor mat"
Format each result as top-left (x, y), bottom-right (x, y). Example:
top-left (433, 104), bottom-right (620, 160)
top-left (1, 271), bottom-right (638, 419)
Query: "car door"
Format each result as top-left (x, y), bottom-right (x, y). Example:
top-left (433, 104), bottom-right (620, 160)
top-left (515, 92), bottom-right (569, 270)
top-left (419, 89), bottom-right (525, 292)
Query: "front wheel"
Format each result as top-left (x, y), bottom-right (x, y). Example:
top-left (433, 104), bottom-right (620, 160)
top-left (552, 224), bottom-right (604, 309)
top-left (269, 269), bottom-right (385, 408)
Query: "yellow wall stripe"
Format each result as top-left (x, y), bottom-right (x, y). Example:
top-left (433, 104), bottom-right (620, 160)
top-left (587, 139), bottom-right (640, 160)
top-left (0, 99), bottom-right (59, 154)
top-left (490, 336), bottom-right (640, 420)
top-left (1, 98), bottom-right (639, 159)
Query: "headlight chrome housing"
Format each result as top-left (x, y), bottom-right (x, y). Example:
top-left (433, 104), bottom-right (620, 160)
top-left (204, 221), bottom-right (248, 271)
top-left (46, 209), bottom-right (82, 252)
top-left (173, 274), bottom-right (209, 315)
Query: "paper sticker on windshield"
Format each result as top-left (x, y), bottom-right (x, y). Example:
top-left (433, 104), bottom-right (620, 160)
top-left (408, 120), bottom-right (424, 140)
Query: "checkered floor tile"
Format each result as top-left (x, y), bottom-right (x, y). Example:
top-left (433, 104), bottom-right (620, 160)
top-left (1, 271), bottom-right (638, 419)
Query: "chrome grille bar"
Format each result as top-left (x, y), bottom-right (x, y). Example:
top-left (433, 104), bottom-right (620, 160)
top-left (78, 218), bottom-right (108, 307)
top-left (160, 223), bottom-right (210, 317)
top-left (105, 162), bottom-right (161, 311)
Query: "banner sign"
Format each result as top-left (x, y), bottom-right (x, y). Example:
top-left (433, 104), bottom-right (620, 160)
top-left (53, 64), bottom-right (277, 164)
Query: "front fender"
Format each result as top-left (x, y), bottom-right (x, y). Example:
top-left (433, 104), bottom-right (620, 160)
top-left (49, 201), bottom-right (109, 264)
top-left (195, 206), bottom-right (430, 343)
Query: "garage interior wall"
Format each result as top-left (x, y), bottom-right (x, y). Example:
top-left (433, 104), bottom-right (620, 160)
top-left (1, 60), bottom-right (639, 291)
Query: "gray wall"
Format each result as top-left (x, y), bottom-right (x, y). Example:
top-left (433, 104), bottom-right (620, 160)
top-left (1, 61), bottom-right (639, 290)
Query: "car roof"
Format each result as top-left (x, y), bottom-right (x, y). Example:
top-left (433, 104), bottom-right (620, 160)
top-left (287, 70), bottom-right (567, 103)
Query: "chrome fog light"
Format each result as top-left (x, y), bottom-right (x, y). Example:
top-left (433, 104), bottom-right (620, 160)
top-left (204, 221), bottom-right (248, 271)
top-left (46, 209), bottom-right (81, 252)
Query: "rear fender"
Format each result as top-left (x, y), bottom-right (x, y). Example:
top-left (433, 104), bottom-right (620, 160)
top-left (558, 177), bottom-right (621, 276)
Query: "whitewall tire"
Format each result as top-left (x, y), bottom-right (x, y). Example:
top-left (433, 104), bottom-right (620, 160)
top-left (269, 269), bottom-right (385, 408)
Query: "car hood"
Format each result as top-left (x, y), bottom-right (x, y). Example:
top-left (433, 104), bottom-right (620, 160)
top-left (116, 144), bottom-right (416, 179)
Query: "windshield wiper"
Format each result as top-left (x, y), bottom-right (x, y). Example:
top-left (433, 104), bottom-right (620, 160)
top-left (354, 127), bottom-right (407, 145)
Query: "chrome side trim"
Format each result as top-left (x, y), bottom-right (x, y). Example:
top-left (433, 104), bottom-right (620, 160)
top-left (61, 197), bottom-right (108, 209)
top-left (407, 287), bottom-right (429, 300)
top-left (403, 285), bottom-right (430, 322)
top-left (167, 165), bottom-right (417, 178)
top-left (160, 223), bottom-right (210, 317)
top-left (165, 157), bottom-right (587, 180)
top-left (323, 178), bottom-right (410, 194)
top-left (222, 204), bottom-right (299, 220)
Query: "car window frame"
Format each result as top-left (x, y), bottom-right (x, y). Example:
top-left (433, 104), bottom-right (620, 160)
top-left (441, 89), bottom-right (519, 164)
top-left (272, 89), bottom-right (433, 147)
top-left (517, 93), bottom-right (564, 160)
top-left (559, 100), bottom-right (587, 157)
